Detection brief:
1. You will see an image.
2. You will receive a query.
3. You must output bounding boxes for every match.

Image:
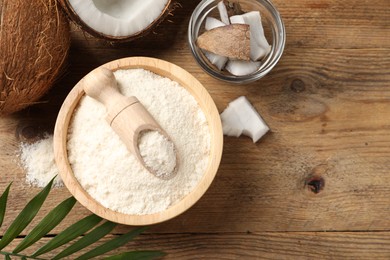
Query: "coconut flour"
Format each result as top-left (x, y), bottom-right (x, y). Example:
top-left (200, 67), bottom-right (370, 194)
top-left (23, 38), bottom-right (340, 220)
top-left (20, 135), bottom-right (63, 188)
top-left (138, 130), bottom-right (176, 179)
top-left (67, 69), bottom-right (211, 215)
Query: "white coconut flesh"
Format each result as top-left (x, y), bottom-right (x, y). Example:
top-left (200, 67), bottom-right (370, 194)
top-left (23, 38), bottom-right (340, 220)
top-left (68, 0), bottom-right (169, 37)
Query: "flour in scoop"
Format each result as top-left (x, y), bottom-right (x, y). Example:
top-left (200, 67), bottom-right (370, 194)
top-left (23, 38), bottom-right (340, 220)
top-left (67, 69), bottom-right (210, 215)
top-left (138, 130), bottom-right (176, 178)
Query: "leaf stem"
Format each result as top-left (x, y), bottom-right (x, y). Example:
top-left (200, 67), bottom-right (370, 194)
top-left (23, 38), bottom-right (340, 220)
top-left (0, 250), bottom-right (46, 260)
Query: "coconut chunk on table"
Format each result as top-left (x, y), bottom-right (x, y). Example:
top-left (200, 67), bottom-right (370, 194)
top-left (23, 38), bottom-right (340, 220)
top-left (221, 96), bottom-right (269, 143)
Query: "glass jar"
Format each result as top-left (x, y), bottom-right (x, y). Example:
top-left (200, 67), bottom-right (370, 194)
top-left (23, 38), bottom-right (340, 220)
top-left (188, 0), bottom-right (286, 84)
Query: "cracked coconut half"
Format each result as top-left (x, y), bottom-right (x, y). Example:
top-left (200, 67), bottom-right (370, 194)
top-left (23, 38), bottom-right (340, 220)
top-left (59, 0), bottom-right (174, 41)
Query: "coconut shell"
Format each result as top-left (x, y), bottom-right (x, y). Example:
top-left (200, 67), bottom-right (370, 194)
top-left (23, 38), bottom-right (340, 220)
top-left (58, 0), bottom-right (174, 42)
top-left (0, 0), bottom-right (70, 115)
top-left (197, 24), bottom-right (251, 61)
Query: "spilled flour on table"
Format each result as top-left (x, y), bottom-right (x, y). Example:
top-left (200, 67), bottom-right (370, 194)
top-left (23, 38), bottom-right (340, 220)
top-left (19, 134), bottom-right (63, 188)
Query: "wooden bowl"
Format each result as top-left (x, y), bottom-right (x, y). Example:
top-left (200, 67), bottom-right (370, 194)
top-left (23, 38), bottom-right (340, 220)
top-left (54, 57), bottom-right (223, 225)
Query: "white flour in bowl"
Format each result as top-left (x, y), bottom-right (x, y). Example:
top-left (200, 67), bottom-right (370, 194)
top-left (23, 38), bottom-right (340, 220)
top-left (67, 69), bottom-right (211, 215)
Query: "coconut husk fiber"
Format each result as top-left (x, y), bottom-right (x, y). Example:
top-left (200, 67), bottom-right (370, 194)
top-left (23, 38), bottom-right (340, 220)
top-left (0, 0), bottom-right (70, 115)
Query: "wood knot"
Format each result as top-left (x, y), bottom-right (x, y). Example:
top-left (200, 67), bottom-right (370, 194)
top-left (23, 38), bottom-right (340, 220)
top-left (16, 124), bottom-right (45, 144)
top-left (21, 126), bottom-right (38, 139)
top-left (305, 176), bottom-right (325, 194)
top-left (290, 79), bottom-right (306, 93)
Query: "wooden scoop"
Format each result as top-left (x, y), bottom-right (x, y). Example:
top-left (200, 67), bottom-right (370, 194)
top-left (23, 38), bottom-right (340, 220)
top-left (82, 67), bottom-right (178, 179)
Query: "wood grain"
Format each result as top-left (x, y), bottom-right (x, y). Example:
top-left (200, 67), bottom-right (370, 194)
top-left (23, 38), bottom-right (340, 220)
top-left (0, 0), bottom-right (389, 257)
top-left (3, 232), bottom-right (390, 259)
top-left (1, 48), bottom-right (388, 232)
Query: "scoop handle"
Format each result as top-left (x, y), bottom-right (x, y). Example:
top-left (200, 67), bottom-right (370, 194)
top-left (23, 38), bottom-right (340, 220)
top-left (82, 67), bottom-right (116, 102)
top-left (82, 67), bottom-right (133, 115)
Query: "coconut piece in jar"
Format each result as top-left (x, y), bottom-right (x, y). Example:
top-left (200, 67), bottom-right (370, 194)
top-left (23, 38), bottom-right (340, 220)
top-left (225, 60), bottom-right (261, 76)
top-left (204, 51), bottom-right (228, 71)
top-left (230, 11), bottom-right (271, 61)
top-left (205, 17), bottom-right (226, 30)
top-left (197, 24), bottom-right (251, 61)
top-left (217, 0), bottom-right (230, 25)
top-left (203, 17), bottom-right (229, 70)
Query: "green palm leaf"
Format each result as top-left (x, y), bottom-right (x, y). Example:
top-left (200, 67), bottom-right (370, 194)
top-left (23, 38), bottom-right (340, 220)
top-left (0, 179), bottom-right (54, 251)
top-left (52, 221), bottom-right (117, 260)
top-left (13, 197), bottom-right (76, 254)
top-left (105, 251), bottom-right (167, 260)
top-left (1, 181), bottom-right (164, 259)
top-left (0, 183), bottom-right (12, 228)
top-left (75, 227), bottom-right (148, 260)
top-left (32, 214), bottom-right (102, 257)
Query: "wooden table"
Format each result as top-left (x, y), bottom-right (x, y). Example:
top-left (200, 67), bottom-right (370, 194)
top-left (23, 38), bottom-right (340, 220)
top-left (1, 0), bottom-right (389, 258)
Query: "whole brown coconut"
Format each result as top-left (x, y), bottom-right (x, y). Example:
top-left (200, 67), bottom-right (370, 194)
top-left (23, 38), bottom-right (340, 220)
top-left (0, 0), bottom-right (70, 115)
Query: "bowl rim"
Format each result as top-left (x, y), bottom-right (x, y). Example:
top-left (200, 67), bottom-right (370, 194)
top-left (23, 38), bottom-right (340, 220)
top-left (188, 0), bottom-right (286, 84)
top-left (53, 56), bottom-right (223, 225)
